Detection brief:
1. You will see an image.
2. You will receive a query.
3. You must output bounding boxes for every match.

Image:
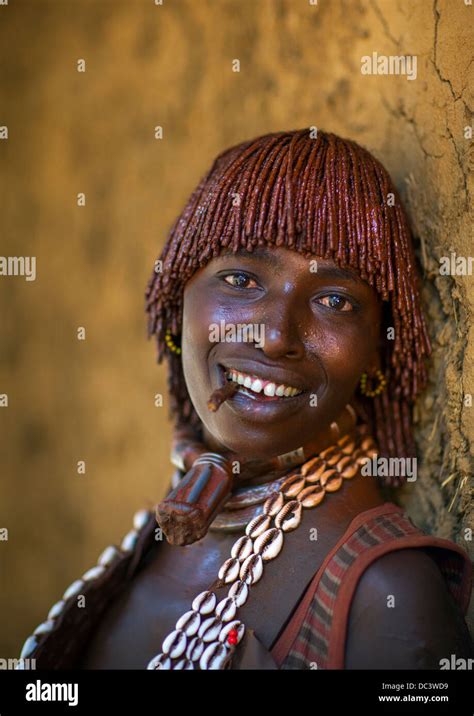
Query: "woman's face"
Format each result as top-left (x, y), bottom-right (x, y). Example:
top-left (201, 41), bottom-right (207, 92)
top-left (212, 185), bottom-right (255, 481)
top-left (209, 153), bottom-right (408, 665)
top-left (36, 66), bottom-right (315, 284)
top-left (181, 246), bottom-right (382, 460)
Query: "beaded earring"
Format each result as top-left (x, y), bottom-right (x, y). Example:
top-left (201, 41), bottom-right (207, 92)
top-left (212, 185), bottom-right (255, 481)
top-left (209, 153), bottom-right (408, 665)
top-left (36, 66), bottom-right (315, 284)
top-left (165, 329), bottom-right (181, 355)
top-left (359, 369), bottom-right (387, 398)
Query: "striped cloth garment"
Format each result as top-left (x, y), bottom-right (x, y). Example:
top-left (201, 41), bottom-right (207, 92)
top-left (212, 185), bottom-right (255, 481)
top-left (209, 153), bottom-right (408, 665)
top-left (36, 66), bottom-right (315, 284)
top-left (271, 502), bottom-right (472, 669)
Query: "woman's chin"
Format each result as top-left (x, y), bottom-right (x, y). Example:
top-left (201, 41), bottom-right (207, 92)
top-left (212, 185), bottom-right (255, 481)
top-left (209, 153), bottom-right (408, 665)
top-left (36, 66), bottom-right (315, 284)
top-left (208, 429), bottom-right (308, 462)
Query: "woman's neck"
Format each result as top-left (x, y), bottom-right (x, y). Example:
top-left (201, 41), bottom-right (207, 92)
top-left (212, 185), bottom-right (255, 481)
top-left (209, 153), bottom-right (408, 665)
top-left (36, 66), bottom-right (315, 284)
top-left (202, 403), bottom-right (359, 489)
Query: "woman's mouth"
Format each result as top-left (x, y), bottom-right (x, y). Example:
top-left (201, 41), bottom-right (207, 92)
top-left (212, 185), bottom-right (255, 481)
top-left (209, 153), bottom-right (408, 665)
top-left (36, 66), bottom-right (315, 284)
top-left (220, 365), bottom-right (304, 402)
top-left (212, 363), bottom-right (315, 423)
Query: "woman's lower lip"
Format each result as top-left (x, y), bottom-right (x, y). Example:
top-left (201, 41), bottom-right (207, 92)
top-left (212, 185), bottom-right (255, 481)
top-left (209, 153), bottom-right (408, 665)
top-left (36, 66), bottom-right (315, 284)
top-left (227, 385), bottom-right (308, 420)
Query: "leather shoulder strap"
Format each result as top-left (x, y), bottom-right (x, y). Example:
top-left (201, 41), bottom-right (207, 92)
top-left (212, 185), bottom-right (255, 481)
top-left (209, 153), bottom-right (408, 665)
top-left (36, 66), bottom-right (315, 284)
top-left (271, 502), bottom-right (472, 669)
top-left (18, 507), bottom-right (158, 668)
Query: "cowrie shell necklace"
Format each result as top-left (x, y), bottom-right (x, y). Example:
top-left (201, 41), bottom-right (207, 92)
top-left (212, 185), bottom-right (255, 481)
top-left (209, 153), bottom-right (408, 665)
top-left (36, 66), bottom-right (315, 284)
top-left (146, 426), bottom-right (377, 670)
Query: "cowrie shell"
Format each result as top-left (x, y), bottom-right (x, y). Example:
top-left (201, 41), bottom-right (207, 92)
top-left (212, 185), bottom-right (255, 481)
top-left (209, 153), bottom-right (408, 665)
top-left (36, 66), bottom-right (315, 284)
top-left (254, 528), bottom-right (283, 561)
top-left (298, 484), bottom-right (325, 508)
top-left (280, 474), bottom-right (305, 498)
top-left (176, 610), bottom-right (201, 636)
top-left (20, 636), bottom-right (38, 659)
top-left (337, 433), bottom-right (352, 448)
top-left (133, 509), bottom-right (150, 531)
top-left (231, 535), bottom-right (253, 561)
top-left (33, 620), bottom-right (55, 636)
top-left (199, 641), bottom-right (230, 670)
top-left (147, 653), bottom-right (171, 670)
top-left (301, 456), bottom-right (324, 477)
top-left (228, 580), bottom-right (249, 607)
top-left (186, 636), bottom-right (205, 661)
top-left (192, 590), bottom-right (217, 615)
top-left (305, 472), bottom-right (324, 486)
top-left (82, 565), bottom-right (106, 582)
top-left (320, 469), bottom-right (343, 492)
top-left (215, 597), bottom-right (237, 622)
top-left (305, 461), bottom-right (327, 483)
top-left (47, 600), bottom-right (65, 620)
top-left (341, 440), bottom-right (356, 455)
top-left (319, 468), bottom-right (337, 486)
top-left (275, 500), bottom-right (302, 532)
top-left (361, 437), bottom-right (376, 451)
top-left (63, 580), bottom-right (84, 600)
top-left (246, 514), bottom-right (271, 538)
top-left (173, 658), bottom-right (194, 670)
top-left (263, 491), bottom-right (284, 517)
top-left (218, 557), bottom-right (240, 584)
top-left (198, 616), bottom-right (222, 643)
top-left (341, 462), bottom-right (359, 479)
top-left (239, 553), bottom-right (263, 585)
top-left (121, 529), bottom-right (139, 552)
top-left (326, 450), bottom-right (343, 466)
top-left (97, 545), bottom-right (121, 567)
top-left (219, 620), bottom-right (245, 645)
top-left (336, 455), bottom-right (352, 472)
top-left (319, 445), bottom-right (338, 460)
top-left (162, 629), bottom-right (187, 658)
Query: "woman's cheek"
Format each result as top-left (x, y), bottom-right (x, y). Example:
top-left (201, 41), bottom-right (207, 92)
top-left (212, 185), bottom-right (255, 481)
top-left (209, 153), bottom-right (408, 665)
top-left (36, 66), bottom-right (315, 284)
top-left (318, 329), bottom-right (373, 389)
top-left (183, 289), bottom-right (214, 347)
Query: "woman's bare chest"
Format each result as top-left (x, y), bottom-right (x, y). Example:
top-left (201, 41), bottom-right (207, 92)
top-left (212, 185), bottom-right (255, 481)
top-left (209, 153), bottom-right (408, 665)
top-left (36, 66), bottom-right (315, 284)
top-left (79, 490), bottom-right (381, 669)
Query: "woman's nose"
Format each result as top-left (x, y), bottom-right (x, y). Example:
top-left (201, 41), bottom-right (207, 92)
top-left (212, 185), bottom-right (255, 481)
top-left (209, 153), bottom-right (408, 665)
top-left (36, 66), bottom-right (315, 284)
top-left (256, 303), bottom-right (305, 361)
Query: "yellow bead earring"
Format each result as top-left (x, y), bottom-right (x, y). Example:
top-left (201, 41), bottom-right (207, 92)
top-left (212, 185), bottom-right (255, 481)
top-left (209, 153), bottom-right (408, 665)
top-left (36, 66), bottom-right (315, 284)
top-left (359, 368), bottom-right (387, 398)
top-left (164, 329), bottom-right (182, 355)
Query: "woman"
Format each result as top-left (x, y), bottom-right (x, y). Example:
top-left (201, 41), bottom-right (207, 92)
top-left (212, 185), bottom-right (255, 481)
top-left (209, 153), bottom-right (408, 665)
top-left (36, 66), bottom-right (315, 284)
top-left (19, 129), bottom-right (472, 670)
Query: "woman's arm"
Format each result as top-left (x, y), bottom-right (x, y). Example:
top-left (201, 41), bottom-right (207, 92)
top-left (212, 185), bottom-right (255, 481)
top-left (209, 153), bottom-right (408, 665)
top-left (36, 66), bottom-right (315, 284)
top-left (344, 548), bottom-right (473, 669)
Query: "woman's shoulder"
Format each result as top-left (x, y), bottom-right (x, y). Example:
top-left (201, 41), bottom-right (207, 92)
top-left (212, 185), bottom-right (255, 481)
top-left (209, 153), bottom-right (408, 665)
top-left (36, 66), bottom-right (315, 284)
top-left (338, 501), bottom-right (473, 668)
top-left (275, 500), bottom-right (472, 669)
top-left (345, 546), bottom-right (474, 668)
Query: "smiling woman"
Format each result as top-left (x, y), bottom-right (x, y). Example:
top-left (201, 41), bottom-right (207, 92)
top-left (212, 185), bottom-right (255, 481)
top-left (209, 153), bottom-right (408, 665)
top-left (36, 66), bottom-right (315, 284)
top-left (20, 128), bottom-right (473, 670)
top-left (181, 248), bottom-right (382, 458)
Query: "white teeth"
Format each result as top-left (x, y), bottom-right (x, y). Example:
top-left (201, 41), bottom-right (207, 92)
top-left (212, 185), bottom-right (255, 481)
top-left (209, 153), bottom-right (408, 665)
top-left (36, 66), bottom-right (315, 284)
top-left (263, 382), bottom-right (276, 397)
top-left (226, 368), bottom-right (302, 397)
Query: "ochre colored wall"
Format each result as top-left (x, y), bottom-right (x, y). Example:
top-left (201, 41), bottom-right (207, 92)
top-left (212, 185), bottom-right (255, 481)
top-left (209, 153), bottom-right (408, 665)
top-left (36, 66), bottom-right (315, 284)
top-left (1, 0), bottom-right (472, 655)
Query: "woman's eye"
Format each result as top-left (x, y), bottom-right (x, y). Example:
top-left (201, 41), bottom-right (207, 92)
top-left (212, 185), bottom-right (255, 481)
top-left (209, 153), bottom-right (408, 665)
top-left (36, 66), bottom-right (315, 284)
top-left (223, 272), bottom-right (258, 289)
top-left (316, 294), bottom-right (353, 311)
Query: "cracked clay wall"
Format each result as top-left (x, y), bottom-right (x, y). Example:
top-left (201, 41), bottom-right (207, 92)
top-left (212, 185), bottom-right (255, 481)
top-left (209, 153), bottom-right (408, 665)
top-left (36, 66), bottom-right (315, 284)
top-left (0, 0), bottom-right (472, 653)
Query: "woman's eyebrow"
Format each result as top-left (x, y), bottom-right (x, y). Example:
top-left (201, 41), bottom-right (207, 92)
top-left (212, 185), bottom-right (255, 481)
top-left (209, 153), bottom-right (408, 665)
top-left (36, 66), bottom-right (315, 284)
top-left (219, 247), bottom-right (282, 271)
top-left (310, 265), bottom-right (365, 284)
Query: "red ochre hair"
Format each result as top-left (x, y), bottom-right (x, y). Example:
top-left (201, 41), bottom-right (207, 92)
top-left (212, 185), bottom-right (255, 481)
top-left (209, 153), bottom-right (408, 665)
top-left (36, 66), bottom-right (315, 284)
top-left (145, 128), bottom-right (431, 485)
